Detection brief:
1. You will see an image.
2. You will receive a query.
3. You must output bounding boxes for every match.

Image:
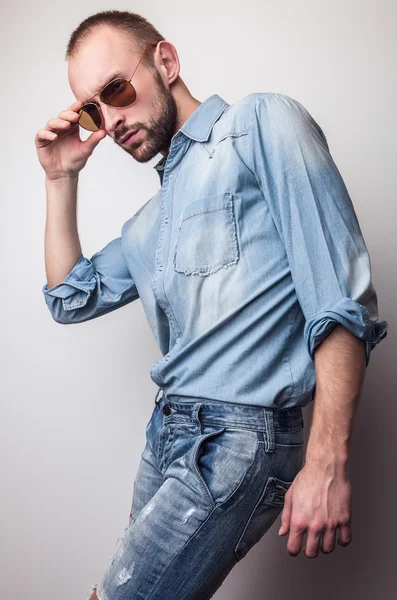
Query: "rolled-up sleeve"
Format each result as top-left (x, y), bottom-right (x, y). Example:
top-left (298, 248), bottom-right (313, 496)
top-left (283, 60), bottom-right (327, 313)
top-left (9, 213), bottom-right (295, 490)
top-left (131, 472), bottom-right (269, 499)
top-left (250, 92), bottom-right (388, 366)
top-left (42, 233), bottom-right (139, 324)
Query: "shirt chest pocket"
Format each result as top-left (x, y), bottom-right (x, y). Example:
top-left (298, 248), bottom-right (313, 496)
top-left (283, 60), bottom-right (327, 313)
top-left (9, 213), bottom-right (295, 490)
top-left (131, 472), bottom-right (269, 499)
top-left (173, 192), bottom-right (239, 276)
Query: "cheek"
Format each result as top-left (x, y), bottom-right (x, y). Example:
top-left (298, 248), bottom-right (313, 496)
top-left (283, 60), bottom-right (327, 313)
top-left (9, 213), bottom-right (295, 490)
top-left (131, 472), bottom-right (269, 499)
top-left (125, 99), bottom-right (148, 128)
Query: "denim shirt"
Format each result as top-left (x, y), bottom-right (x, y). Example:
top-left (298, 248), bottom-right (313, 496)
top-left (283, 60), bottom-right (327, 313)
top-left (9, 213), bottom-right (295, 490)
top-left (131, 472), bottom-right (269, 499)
top-left (42, 92), bottom-right (388, 408)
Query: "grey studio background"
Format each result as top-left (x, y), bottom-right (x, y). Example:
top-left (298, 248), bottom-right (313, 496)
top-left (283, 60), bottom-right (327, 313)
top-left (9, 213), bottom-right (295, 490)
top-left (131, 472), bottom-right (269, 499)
top-left (1, 1), bottom-right (396, 599)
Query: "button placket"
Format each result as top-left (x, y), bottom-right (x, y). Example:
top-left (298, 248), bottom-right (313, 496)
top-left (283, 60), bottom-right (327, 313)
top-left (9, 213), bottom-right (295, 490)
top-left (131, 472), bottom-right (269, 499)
top-left (151, 139), bottom-right (184, 384)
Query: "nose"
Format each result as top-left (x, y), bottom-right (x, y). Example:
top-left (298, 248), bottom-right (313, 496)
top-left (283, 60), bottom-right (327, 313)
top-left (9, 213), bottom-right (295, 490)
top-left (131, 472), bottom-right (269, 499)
top-left (99, 103), bottom-right (127, 138)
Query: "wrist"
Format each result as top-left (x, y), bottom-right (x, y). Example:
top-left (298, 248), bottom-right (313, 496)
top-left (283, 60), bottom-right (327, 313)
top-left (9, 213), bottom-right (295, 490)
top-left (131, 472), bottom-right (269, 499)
top-left (45, 173), bottom-right (79, 184)
top-left (304, 444), bottom-right (349, 470)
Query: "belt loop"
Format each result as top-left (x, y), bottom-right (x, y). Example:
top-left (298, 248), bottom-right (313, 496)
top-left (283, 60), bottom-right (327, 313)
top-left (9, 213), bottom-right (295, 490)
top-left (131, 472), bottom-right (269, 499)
top-left (193, 402), bottom-right (204, 431)
top-left (154, 386), bottom-right (164, 408)
top-left (193, 402), bottom-right (204, 424)
top-left (263, 408), bottom-right (275, 453)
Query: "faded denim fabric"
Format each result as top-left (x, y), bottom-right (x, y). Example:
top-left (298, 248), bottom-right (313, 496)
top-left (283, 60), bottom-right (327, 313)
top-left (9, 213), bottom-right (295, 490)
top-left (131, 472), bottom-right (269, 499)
top-left (42, 92), bottom-right (388, 408)
top-left (91, 392), bottom-right (305, 599)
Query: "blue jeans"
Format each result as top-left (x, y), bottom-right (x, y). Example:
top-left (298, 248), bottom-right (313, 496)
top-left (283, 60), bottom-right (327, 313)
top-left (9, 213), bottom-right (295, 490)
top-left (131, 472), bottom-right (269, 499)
top-left (92, 391), bottom-right (304, 600)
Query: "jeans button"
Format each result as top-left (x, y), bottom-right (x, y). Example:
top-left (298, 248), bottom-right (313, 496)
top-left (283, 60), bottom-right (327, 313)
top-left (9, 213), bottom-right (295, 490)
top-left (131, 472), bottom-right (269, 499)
top-left (162, 404), bottom-right (171, 415)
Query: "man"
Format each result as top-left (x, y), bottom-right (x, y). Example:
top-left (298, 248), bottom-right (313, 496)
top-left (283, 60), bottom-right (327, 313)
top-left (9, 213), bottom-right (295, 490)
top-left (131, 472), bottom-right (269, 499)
top-left (34, 9), bottom-right (388, 600)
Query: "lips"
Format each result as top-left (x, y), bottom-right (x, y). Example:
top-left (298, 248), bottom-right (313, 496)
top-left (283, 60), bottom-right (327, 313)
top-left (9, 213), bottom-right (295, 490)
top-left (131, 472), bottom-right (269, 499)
top-left (120, 129), bottom-right (139, 144)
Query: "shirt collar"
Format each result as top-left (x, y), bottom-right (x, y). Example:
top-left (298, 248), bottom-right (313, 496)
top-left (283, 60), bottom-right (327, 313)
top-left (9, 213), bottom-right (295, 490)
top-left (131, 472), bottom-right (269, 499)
top-left (153, 94), bottom-right (229, 175)
top-left (179, 93), bottom-right (230, 141)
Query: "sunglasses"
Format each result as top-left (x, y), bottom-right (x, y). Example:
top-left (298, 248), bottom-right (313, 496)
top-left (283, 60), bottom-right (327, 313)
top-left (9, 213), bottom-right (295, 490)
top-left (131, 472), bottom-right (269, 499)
top-left (77, 42), bottom-right (158, 132)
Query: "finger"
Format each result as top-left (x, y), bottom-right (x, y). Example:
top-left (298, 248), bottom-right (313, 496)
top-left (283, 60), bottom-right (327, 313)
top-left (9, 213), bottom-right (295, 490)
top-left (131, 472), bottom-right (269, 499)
top-left (304, 526), bottom-right (322, 558)
top-left (80, 128), bottom-right (106, 155)
top-left (286, 523), bottom-right (305, 556)
top-left (35, 128), bottom-right (59, 146)
top-left (337, 524), bottom-right (352, 547)
top-left (321, 526), bottom-right (336, 553)
top-left (279, 492), bottom-right (292, 536)
top-left (57, 110), bottom-right (81, 124)
top-left (67, 99), bottom-right (84, 112)
top-left (45, 117), bottom-right (74, 133)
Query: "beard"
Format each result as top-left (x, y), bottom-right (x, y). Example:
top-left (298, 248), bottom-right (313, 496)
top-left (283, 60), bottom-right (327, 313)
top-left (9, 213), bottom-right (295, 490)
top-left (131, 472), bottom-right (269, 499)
top-left (116, 69), bottom-right (178, 163)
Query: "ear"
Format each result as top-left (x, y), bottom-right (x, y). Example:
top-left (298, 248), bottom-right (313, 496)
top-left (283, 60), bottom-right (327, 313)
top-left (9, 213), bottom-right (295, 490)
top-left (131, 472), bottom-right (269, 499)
top-left (155, 40), bottom-right (180, 86)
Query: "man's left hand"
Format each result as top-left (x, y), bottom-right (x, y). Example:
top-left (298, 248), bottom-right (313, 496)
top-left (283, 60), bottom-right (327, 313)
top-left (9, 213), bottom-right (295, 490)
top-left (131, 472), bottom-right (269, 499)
top-left (278, 462), bottom-right (352, 558)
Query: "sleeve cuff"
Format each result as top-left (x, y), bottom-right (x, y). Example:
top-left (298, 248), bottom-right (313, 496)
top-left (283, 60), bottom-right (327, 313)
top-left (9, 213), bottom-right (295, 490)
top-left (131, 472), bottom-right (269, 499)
top-left (303, 296), bottom-right (388, 367)
top-left (42, 255), bottom-right (97, 311)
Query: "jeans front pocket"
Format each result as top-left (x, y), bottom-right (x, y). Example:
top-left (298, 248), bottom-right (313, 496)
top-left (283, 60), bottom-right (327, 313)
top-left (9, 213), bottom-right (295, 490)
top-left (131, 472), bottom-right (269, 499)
top-left (191, 425), bottom-right (258, 509)
top-left (173, 192), bottom-right (239, 276)
top-left (234, 476), bottom-right (293, 562)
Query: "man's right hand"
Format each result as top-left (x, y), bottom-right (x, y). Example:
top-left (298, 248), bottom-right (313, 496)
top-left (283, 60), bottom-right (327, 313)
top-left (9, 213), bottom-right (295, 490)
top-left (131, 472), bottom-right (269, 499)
top-left (34, 100), bottom-right (106, 181)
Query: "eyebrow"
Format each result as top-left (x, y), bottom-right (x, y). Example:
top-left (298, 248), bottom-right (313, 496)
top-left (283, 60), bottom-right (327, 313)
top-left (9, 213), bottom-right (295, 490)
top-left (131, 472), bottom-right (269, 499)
top-left (82, 71), bottom-right (125, 103)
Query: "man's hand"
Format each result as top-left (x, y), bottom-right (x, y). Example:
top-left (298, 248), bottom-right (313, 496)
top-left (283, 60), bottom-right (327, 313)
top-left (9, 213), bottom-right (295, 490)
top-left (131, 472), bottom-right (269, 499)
top-left (34, 100), bottom-right (106, 180)
top-left (278, 460), bottom-right (352, 558)
top-left (276, 323), bottom-right (366, 558)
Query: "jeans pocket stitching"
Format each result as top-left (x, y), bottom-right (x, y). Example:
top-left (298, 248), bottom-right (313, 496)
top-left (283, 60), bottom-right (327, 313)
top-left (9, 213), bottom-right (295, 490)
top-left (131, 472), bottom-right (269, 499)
top-left (191, 426), bottom-right (258, 509)
top-left (271, 478), bottom-right (293, 505)
top-left (234, 476), bottom-right (293, 561)
top-left (191, 427), bottom-right (227, 508)
top-left (274, 442), bottom-right (304, 448)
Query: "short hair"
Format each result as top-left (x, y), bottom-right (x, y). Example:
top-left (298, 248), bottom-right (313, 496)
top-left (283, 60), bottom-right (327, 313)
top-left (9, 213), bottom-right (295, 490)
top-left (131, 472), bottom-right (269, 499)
top-left (65, 9), bottom-right (165, 72)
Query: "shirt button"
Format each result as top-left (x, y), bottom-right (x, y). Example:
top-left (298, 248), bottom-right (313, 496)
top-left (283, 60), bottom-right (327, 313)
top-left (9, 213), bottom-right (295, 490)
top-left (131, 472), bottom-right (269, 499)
top-left (163, 404), bottom-right (171, 415)
top-left (159, 265), bottom-right (163, 271)
top-left (77, 299), bottom-right (83, 305)
top-left (164, 217), bottom-right (169, 224)
top-left (169, 172), bottom-right (174, 179)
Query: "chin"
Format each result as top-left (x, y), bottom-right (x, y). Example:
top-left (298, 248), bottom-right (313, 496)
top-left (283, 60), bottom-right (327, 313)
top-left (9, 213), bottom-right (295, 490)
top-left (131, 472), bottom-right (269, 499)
top-left (127, 146), bottom-right (152, 164)
top-left (130, 142), bottom-right (163, 164)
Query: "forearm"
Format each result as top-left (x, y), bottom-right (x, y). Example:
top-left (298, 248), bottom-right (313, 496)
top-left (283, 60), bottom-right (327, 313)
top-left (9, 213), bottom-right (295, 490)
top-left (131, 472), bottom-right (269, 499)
top-left (304, 324), bottom-right (367, 468)
top-left (44, 174), bottom-right (82, 289)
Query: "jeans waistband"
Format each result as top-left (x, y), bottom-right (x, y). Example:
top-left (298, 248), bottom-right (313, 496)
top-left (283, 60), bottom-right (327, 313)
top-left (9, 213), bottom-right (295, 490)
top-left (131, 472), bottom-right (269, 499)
top-left (154, 388), bottom-right (303, 433)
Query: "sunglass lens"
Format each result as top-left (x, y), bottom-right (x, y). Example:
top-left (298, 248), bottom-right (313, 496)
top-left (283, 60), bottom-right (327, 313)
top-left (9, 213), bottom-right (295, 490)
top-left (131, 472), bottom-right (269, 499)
top-left (102, 79), bottom-right (136, 107)
top-left (78, 104), bottom-right (102, 132)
